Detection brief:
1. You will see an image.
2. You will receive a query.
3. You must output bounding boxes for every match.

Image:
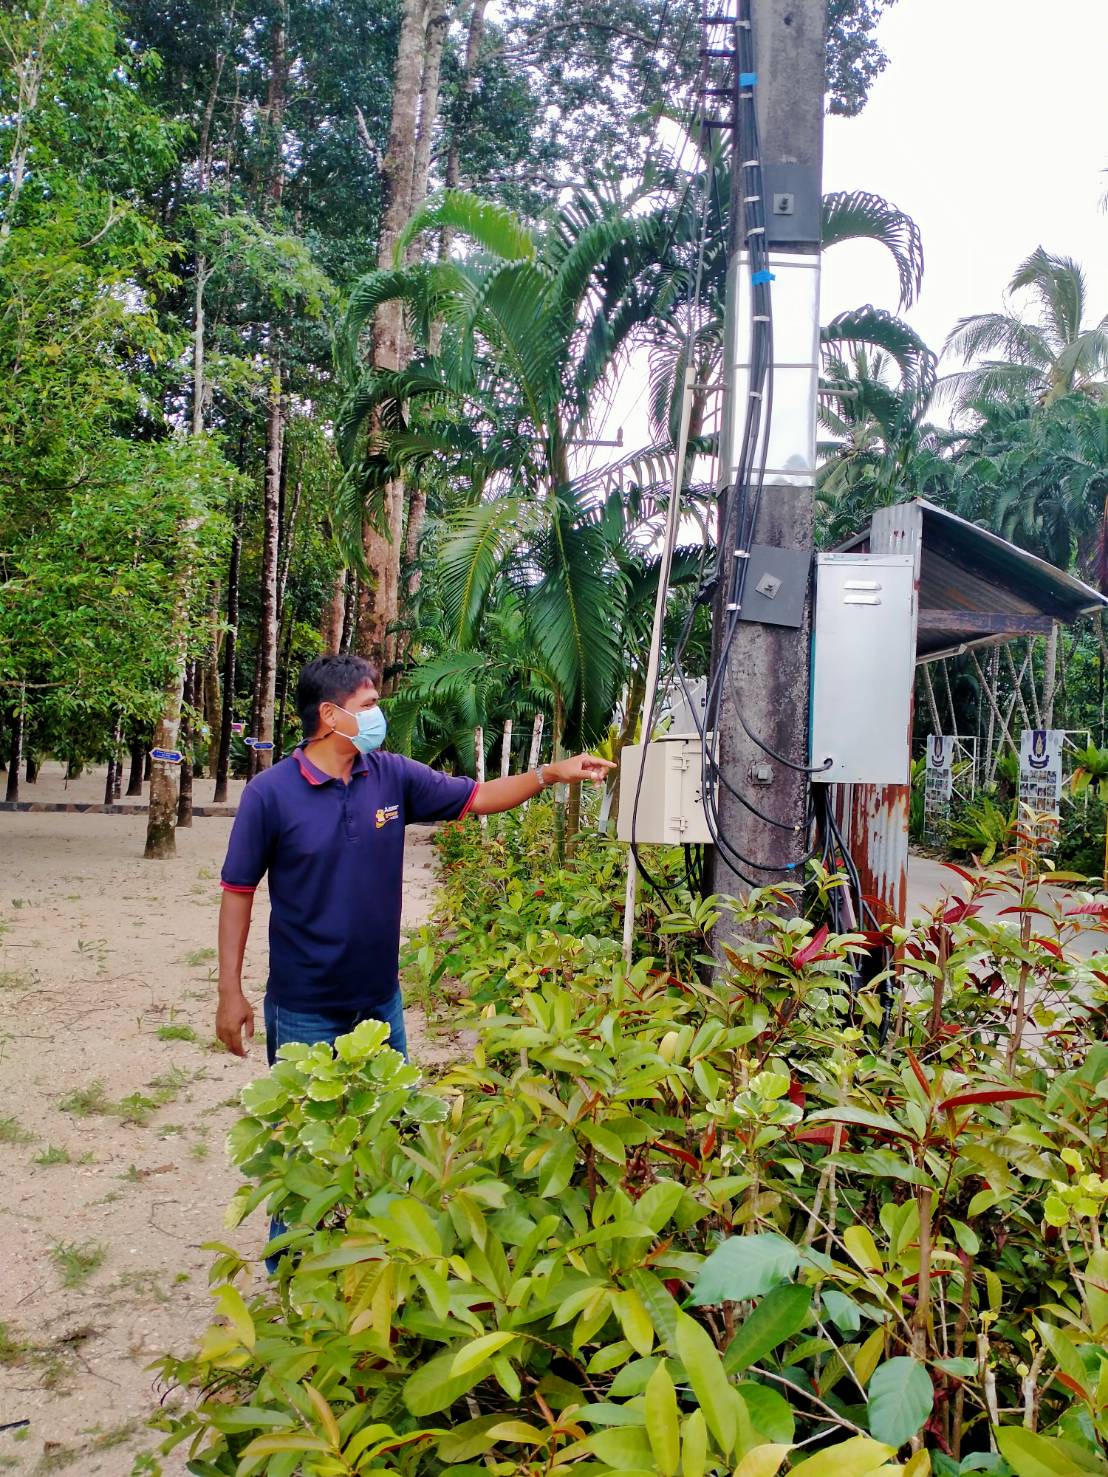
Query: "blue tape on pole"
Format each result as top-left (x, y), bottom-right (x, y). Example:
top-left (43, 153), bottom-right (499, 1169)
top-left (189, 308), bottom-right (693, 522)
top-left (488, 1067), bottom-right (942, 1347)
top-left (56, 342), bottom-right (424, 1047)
top-left (751, 269), bottom-right (775, 284)
top-left (739, 71), bottom-right (757, 84)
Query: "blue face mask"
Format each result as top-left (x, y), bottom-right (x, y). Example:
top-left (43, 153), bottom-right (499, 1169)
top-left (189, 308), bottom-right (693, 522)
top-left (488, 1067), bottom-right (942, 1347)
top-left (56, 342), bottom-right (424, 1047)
top-left (337, 704), bottom-right (387, 754)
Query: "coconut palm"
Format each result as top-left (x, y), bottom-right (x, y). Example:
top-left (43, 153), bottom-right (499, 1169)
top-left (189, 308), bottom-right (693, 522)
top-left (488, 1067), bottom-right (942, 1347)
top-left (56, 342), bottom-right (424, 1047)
top-left (817, 338), bottom-right (949, 546)
top-left (942, 248), bottom-right (1108, 412)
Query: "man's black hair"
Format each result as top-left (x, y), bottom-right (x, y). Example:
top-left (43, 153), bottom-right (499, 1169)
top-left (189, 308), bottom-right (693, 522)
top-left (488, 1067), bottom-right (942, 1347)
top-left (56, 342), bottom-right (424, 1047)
top-left (296, 654), bottom-right (380, 739)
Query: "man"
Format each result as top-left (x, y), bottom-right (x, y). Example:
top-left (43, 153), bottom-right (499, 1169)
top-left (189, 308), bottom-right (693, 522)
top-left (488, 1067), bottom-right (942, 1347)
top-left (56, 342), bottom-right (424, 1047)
top-left (216, 653), bottom-right (613, 1063)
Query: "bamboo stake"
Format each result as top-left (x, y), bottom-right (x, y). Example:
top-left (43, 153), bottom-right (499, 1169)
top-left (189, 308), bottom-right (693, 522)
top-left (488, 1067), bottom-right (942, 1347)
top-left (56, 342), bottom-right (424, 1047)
top-left (474, 725), bottom-right (486, 830)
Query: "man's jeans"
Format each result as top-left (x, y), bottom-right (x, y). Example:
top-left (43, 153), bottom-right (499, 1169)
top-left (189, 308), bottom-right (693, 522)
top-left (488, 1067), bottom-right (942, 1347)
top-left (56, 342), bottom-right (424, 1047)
top-left (263, 990), bottom-right (408, 1271)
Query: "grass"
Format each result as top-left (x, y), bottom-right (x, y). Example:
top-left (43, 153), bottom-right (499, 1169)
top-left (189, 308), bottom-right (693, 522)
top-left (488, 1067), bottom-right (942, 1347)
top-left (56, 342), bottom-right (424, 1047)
top-left (31, 1418), bottom-right (141, 1473)
top-left (182, 945), bottom-right (217, 966)
top-left (58, 1067), bottom-right (189, 1126)
top-left (58, 1080), bottom-right (111, 1117)
top-left (0, 1115), bottom-right (34, 1145)
top-left (0, 1321), bottom-right (22, 1364)
top-left (115, 1268), bottom-right (169, 1303)
top-left (33, 1144), bottom-right (71, 1166)
top-left (189, 1139), bottom-right (210, 1159)
top-left (156, 1022), bottom-right (199, 1042)
top-left (50, 1240), bottom-right (106, 1289)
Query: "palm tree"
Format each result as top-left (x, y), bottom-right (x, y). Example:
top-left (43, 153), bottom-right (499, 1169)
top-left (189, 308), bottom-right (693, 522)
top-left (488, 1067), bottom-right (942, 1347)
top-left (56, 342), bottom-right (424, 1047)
top-left (942, 248), bottom-right (1108, 412)
top-left (335, 188), bottom-right (678, 764)
top-left (817, 340), bottom-right (949, 547)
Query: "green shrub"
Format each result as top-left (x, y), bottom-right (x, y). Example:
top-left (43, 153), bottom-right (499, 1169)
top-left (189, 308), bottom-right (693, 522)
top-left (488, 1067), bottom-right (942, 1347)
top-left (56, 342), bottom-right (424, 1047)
top-left (148, 827), bottom-right (1108, 1476)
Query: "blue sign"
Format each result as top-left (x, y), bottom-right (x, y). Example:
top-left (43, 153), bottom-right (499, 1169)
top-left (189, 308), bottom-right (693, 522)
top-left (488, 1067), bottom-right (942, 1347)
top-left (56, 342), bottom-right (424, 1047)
top-left (244, 736), bottom-right (257, 747)
top-left (252, 741), bottom-right (275, 752)
top-left (150, 748), bottom-right (183, 764)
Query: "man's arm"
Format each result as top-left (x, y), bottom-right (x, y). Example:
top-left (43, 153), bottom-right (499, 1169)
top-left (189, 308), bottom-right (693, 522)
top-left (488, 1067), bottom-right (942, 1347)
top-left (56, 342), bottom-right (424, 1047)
top-left (470, 753), bottom-right (615, 816)
top-left (216, 890), bottom-right (256, 1057)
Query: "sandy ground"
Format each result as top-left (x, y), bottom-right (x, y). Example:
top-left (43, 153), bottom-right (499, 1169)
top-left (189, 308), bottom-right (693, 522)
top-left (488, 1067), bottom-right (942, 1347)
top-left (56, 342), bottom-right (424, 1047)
top-left (0, 763), bottom-right (453, 1476)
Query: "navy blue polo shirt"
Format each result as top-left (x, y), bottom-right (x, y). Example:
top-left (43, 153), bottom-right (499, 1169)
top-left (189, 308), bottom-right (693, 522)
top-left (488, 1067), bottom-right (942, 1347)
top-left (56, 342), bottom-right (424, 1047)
top-left (220, 746), bottom-right (476, 1010)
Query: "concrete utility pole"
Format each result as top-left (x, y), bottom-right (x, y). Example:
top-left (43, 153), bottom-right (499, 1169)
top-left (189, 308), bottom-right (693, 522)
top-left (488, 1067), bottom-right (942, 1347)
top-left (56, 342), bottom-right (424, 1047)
top-left (709, 0), bottom-right (827, 928)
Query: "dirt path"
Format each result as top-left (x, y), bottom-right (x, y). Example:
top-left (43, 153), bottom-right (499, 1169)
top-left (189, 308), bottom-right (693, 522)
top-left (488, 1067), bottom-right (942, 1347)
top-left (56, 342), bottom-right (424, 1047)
top-left (0, 763), bottom-right (449, 1475)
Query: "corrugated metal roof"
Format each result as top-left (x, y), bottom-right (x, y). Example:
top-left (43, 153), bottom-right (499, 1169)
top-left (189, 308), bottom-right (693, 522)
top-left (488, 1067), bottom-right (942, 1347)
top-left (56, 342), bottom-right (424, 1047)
top-left (839, 498), bottom-right (1108, 662)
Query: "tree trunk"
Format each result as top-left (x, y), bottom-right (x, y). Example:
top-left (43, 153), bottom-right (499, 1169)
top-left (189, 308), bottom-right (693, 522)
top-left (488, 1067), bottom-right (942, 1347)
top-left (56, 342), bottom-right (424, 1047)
top-left (255, 379), bottom-right (284, 771)
top-left (104, 716), bottom-right (121, 807)
top-left (214, 510), bottom-right (241, 803)
top-left (1043, 622), bottom-right (1059, 728)
top-left (275, 616), bottom-right (295, 753)
top-left (403, 485), bottom-right (428, 601)
top-left (205, 580), bottom-right (222, 773)
top-left (145, 629), bottom-right (189, 859)
top-left (127, 736), bottom-right (145, 796)
top-left (5, 699), bottom-right (23, 802)
top-left (342, 575), bottom-right (357, 654)
top-left (407, 1), bottom-right (450, 249)
top-left (441, 0), bottom-right (488, 259)
top-left (358, 0), bottom-right (434, 678)
top-left (263, 0), bottom-right (289, 207)
top-left (177, 661), bottom-right (195, 827)
top-left (322, 567), bottom-right (347, 654)
top-left (192, 258), bottom-right (210, 436)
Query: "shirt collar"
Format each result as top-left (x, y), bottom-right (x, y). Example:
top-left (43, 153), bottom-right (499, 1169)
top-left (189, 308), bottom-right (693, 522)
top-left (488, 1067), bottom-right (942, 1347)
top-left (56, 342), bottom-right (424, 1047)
top-left (293, 744), bottom-right (370, 786)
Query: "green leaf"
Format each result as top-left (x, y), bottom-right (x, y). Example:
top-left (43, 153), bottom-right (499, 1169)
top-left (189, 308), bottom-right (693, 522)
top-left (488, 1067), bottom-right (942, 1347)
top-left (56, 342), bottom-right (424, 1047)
top-left (821, 1290), bottom-right (862, 1335)
top-left (733, 1448), bottom-right (790, 1477)
top-left (789, 1436), bottom-right (899, 1476)
top-left (644, 1361), bottom-right (680, 1477)
top-left (213, 1284), bottom-right (255, 1351)
top-left (451, 1332), bottom-right (516, 1377)
top-left (585, 1428), bottom-right (655, 1468)
top-left (737, 1382), bottom-right (795, 1445)
top-left (866, 1357), bottom-right (933, 1448)
top-left (689, 1234), bottom-right (801, 1306)
top-left (674, 1312), bottom-right (737, 1456)
top-left (994, 1426), bottom-right (1105, 1477)
top-left (403, 1349), bottom-right (484, 1416)
top-left (724, 1284), bottom-right (812, 1372)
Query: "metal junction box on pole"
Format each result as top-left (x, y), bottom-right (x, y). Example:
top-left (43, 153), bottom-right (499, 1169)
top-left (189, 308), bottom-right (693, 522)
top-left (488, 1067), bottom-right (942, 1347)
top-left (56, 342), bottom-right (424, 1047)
top-left (617, 739), bottom-right (713, 845)
top-left (810, 553), bottom-right (915, 785)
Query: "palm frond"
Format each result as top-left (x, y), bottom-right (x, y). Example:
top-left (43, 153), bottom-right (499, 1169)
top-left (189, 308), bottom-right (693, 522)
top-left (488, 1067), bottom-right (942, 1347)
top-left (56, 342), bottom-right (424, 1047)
top-left (821, 307), bottom-right (936, 401)
top-left (821, 190), bottom-right (924, 308)
top-left (439, 498), bottom-right (529, 644)
top-left (394, 189), bottom-right (535, 265)
top-left (942, 311), bottom-right (1052, 372)
top-left (1010, 246), bottom-right (1086, 350)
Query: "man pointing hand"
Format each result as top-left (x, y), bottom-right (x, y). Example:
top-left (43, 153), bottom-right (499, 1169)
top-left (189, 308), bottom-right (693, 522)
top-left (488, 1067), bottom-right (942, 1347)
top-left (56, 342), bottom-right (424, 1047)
top-left (215, 653), bottom-right (614, 1063)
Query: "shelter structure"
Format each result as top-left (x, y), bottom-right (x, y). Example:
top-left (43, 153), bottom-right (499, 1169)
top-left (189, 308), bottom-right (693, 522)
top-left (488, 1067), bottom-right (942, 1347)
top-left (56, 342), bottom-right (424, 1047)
top-left (835, 499), bottom-right (1108, 923)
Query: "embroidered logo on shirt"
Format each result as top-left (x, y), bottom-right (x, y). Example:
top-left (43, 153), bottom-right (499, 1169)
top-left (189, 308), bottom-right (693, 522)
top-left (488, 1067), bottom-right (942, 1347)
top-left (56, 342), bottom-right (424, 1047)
top-left (375, 804), bottom-right (400, 830)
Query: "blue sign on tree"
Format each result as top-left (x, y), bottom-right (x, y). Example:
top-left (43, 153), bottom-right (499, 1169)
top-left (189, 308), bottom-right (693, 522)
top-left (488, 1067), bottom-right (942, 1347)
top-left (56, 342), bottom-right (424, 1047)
top-left (150, 748), bottom-right (183, 764)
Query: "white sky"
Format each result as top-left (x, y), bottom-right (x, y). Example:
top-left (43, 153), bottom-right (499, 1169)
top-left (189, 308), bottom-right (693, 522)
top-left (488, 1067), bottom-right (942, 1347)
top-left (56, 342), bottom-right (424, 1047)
top-left (821, 0), bottom-right (1108, 360)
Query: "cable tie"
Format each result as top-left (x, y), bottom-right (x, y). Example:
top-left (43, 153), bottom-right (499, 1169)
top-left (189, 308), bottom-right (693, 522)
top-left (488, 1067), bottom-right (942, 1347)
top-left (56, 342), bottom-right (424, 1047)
top-left (746, 226), bottom-right (765, 236)
top-left (743, 195), bottom-right (760, 203)
top-left (725, 602), bottom-right (741, 611)
top-left (753, 313), bottom-right (770, 321)
top-left (748, 388), bottom-right (763, 398)
top-left (741, 159), bottom-right (760, 168)
top-left (739, 72), bottom-right (757, 84)
top-left (733, 549), bottom-right (750, 558)
top-left (750, 268), bottom-right (775, 284)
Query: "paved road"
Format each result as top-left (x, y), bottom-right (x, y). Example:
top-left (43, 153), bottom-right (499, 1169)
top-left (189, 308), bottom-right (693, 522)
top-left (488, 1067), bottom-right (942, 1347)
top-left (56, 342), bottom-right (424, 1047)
top-left (907, 853), bottom-right (1107, 960)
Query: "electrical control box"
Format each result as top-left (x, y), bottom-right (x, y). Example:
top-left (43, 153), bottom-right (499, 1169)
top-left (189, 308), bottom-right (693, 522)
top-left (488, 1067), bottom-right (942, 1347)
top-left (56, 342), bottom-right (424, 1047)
top-left (810, 553), bottom-right (915, 785)
top-left (616, 738), bottom-right (713, 845)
